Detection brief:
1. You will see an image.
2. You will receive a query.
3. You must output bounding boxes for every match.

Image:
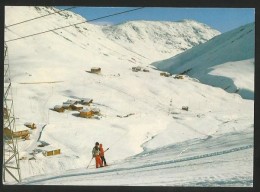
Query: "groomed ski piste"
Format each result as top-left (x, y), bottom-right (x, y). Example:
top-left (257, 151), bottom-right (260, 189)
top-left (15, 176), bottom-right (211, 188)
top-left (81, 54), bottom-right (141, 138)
top-left (20, 129), bottom-right (253, 186)
top-left (4, 6), bottom-right (254, 186)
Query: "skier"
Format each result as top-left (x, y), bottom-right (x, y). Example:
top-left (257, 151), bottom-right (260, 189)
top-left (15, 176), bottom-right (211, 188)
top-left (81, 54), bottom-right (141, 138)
top-left (92, 142), bottom-right (103, 168)
top-left (99, 143), bottom-right (109, 166)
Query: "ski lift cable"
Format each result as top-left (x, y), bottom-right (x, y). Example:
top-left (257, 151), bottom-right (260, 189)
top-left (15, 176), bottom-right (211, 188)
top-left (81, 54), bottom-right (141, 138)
top-left (6, 6), bottom-right (78, 28)
top-left (5, 7), bottom-right (145, 43)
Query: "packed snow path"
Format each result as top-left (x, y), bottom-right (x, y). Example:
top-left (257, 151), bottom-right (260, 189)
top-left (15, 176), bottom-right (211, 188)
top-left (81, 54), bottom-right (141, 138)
top-left (20, 129), bottom-right (253, 186)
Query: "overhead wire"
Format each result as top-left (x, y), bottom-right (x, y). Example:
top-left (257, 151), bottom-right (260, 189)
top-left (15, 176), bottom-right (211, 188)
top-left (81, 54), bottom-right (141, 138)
top-left (6, 6), bottom-right (77, 28)
top-left (5, 7), bottom-right (145, 43)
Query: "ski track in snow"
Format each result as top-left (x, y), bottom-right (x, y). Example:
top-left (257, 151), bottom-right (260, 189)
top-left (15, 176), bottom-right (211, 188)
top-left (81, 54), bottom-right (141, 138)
top-left (22, 145), bottom-right (252, 185)
top-left (20, 130), bottom-right (253, 186)
top-left (37, 124), bottom-right (47, 141)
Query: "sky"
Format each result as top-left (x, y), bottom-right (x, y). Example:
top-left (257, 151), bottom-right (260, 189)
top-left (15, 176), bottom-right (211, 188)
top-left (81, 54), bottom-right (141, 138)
top-left (58, 7), bottom-right (255, 33)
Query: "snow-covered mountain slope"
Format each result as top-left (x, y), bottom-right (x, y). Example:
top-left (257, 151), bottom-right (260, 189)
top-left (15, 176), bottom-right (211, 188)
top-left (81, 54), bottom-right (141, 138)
top-left (21, 129), bottom-right (253, 186)
top-left (152, 22), bottom-right (255, 100)
top-left (4, 6), bottom-right (253, 186)
top-left (102, 20), bottom-right (220, 61)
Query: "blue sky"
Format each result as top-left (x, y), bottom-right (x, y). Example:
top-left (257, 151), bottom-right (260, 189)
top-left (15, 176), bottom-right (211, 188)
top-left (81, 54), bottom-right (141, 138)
top-left (59, 7), bottom-right (255, 33)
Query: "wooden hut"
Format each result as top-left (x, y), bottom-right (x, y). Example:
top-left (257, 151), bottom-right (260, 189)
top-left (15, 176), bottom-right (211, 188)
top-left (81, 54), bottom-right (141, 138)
top-left (3, 128), bottom-right (13, 138)
top-left (4, 128), bottom-right (30, 139)
top-left (64, 100), bottom-right (78, 105)
top-left (43, 149), bottom-right (61, 157)
top-left (24, 122), bottom-right (36, 129)
top-left (91, 108), bottom-right (101, 115)
top-left (71, 105), bottom-right (83, 111)
top-left (54, 105), bottom-right (65, 112)
top-left (182, 106), bottom-right (189, 111)
top-left (174, 75), bottom-right (184, 79)
top-left (23, 134), bottom-right (30, 140)
top-left (80, 98), bottom-right (93, 105)
top-left (62, 103), bottom-right (72, 110)
top-left (91, 67), bottom-right (101, 74)
top-left (79, 108), bottom-right (94, 118)
top-left (14, 130), bottom-right (30, 139)
top-left (132, 66), bottom-right (142, 72)
top-left (160, 72), bottom-right (171, 77)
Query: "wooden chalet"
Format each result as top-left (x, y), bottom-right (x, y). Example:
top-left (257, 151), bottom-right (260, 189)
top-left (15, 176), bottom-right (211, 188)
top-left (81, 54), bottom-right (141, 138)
top-left (24, 122), bottom-right (36, 129)
top-left (91, 108), bottom-right (101, 115)
top-left (62, 103), bottom-right (72, 110)
top-left (4, 128), bottom-right (30, 140)
top-left (79, 108), bottom-right (94, 118)
top-left (54, 105), bottom-right (65, 112)
top-left (132, 66), bottom-right (142, 72)
top-left (91, 67), bottom-right (101, 74)
top-left (63, 100), bottom-right (78, 105)
top-left (80, 98), bottom-right (93, 105)
top-left (43, 148), bottom-right (61, 157)
top-left (182, 106), bottom-right (189, 111)
top-left (160, 72), bottom-right (171, 77)
top-left (174, 75), bottom-right (184, 79)
top-left (71, 105), bottom-right (83, 111)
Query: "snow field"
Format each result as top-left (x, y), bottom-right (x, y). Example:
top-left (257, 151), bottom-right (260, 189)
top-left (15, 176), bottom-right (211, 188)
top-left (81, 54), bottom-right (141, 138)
top-left (4, 6), bottom-right (254, 186)
top-left (153, 22), bottom-right (254, 99)
top-left (20, 129), bottom-right (253, 186)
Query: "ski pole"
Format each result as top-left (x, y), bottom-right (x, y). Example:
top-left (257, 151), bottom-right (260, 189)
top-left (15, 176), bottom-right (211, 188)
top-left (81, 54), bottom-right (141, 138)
top-left (87, 157), bottom-right (93, 169)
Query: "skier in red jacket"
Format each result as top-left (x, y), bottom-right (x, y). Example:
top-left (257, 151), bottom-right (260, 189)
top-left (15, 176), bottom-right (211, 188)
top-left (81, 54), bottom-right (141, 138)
top-left (99, 143), bottom-right (109, 166)
top-left (92, 142), bottom-right (102, 168)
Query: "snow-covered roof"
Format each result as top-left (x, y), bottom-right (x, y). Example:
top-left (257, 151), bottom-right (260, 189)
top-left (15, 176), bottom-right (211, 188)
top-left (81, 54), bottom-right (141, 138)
top-left (80, 98), bottom-right (93, 103)
top-left (24, 122), bottom-right (34, 126)
top-left (54, 105), bottom-right (62, 109)
top-left (91, 108), bottom-right (100, 113)
top-left (62, 103), bottom-right (71, 107)
top-left (63, 100), bottom-right (78, 105)
top-left (91, 67), bottom-right (101, 70)
top-left (72, 105), bottom-right (82, 107)
top-left (80, 108), bottom-right (91, 113)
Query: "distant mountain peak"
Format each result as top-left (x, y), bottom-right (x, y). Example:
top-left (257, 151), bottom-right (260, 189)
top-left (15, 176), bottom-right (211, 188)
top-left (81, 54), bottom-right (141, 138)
top-left (102, 19), bottom-right (220, 61)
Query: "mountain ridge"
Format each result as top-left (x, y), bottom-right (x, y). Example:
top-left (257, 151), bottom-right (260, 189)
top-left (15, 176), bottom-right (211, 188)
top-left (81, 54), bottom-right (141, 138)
top-left (152, 22), bottom-right (255, 99)
top-left (102, 19), bottom-right (220, 61)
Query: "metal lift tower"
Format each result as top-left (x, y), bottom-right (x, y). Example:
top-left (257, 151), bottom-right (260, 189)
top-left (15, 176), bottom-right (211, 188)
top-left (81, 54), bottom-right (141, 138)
top-left (3, 42), bottom-right (21, 183)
